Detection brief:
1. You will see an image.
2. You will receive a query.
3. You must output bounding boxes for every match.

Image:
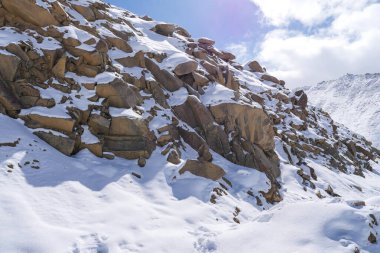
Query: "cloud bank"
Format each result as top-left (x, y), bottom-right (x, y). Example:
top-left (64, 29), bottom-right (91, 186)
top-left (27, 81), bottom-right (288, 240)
top-left (248, 0), bottom-right (380, 88)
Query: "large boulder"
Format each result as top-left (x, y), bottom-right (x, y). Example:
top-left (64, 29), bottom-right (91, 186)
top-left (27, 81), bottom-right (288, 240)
top-left (179, 160), bottom-right (225, 180)
top-left (173, 96), bottom-right (230, 156)
top-left (173, 60), bottom-right (198, 76)
top-left (2, 0), bottom-right (59, 26)
top-left (96, 79), bottom-right (143, 108)
top-left (210, 103), bottom-right (275, 151)
top-left (248, 61), bottom-right (265, 73)
top-left (152, 24), bottom-right (190, 37)
top-left (0, 77), bottom-right (21, 115)
top-left (103, 136), bottom-right (155, 159)
top-left (22, 114), bottom-right (76, 133)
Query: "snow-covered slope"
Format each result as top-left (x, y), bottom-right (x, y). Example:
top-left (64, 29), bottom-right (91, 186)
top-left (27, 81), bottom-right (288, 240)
top-left (0, 1), bottom-right (379, 252)
top-left (307, 73), bottom-right (380, 149)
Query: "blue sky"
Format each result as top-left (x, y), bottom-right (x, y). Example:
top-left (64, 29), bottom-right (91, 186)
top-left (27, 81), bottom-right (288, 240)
top-left (104, 0), bottom-right (380, 88)
top-left (105, 0), bottom-right (268, 57)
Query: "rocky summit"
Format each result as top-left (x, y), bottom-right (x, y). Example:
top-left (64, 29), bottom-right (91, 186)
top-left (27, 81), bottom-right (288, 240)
top-left (0, 1), bottom-right (380, 252)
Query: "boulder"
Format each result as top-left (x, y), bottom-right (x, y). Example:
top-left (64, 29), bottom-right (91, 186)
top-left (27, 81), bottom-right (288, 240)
top-left (66, 47), bottom-right (103, 66)
top-left (2, 0), bottom-right (59, 26)
top-left (115, 51), bottom-right (145, 68)
top-left (198, 38), bottom-right (215, 46)
top-left (22, 114), bottom-right (76, 133)
top-left (96, 79), bottom-right (143, 108)
top-left (173, 60), bottom-right (198, 76)
top-left (192, 72), bottom-right (209, 86)
top-left (52, 56), bottom-right (67, 79)
top-left (105, 36), bottom-right (133, 53)
top-left (34, 131), bottom-right (77, 156)
top-left (0, 77), bottom-right (21, 114)
top-left (152, 24), bottom-right (190, 37)
top-left (294, 90), bottom-right (308, 110)
top-left (77, 64), bottom-right (99, 77)
top-left (5, 43), bottom-right (29, 62)
top-left (248, 61), bottom-right (265, 73)
top-left (179, 160), bottom-right (225, 180)
top-left (210, 103), bottom-right (275, 151)
top-left (145, 57), bottom-right (183, 92)
top-left (72, 4), bottom-right (96, 21)
top-left (261, 74), bottom-right (281, 85)
top-left (200, 61), bottom-right (224, 84)
top-left (103, 136), bottom-right (155, 159)
top-left (173, 96), bottom-right (230, 156)
top-left (109, 117), bottom-right (154, 138)
top-left (0, 52), bottom-right (20, 81)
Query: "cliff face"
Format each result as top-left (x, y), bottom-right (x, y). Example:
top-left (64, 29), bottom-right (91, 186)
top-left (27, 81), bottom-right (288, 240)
top-left (0, 1), bottom-right (380, 252)
top-left (307, 73), bottom-right (380, 149)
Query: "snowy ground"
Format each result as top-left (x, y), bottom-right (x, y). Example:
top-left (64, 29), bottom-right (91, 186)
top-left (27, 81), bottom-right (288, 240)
top-left (1, 114), bottom-right (380, 253)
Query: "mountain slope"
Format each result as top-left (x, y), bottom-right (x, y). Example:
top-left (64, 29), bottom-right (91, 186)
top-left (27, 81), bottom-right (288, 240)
top-left (0, 1), bottom-right (379, 252)
top-left (307, 73), bottom-right (380, 149)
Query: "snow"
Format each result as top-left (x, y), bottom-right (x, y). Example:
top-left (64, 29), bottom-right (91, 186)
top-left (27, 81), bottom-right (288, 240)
top-left (307, 73), bottom-right (380, 148)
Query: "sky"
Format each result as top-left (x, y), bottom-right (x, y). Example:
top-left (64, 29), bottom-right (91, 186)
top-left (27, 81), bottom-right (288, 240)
top-left (106, 0), bottom-right (380, 88)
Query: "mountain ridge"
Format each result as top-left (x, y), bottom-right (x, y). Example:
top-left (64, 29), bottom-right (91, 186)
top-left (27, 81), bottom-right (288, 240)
top-left (0, 0), bottom-right (380, 252)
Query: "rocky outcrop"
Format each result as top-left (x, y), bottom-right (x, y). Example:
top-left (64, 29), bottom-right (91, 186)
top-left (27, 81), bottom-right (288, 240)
top-left (179, 160), bottom-right (225, 180)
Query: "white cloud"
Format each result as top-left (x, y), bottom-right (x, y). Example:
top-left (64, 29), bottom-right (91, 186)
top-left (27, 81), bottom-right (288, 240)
top-left (250, 0), bottom-right (380, 88)
top-left (225, 42), bottom-right (250, 64)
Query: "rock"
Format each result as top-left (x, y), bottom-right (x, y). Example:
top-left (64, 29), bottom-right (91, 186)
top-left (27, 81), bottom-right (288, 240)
top-left (294, 90), bottom-right (308, 110)
top-left (66, 47), bottom-right (103, 66)
top-left (145, 57), bottom-right (183, 92)
top-left (96, 79), bottom-right (143, 108)
top-left (173, 96), bottom-right (230, 156)
top-left (109, 117), bottom-right (154, 138)
top-left (115, 51), bottom-right (145, 68)
top-left (173, 60), bottom-right (198, 76)
top-left (34, 131), bottom-right (77, 156)
top-left (192, 72), bottom-right (209, 86)
top-left (0, 77), bottom-right (21, 115)
top-left (200, 61), bottom-right (224, 84)
top-left (198, 38), bottom-right (215, 46)
top-left (105, 36), bottom-right (133, 53)
top-left (210, 103), bottom-right (275, 151)
top-left (88, 114), bottom-right (110, 135)
top-left (261, 74), bottom-right (281, 85)
top-left (52, 56), bottom-right (67, 79)
top-left (198, 144), bottom-right (213, 162)
top-left (138, 157), bottom-right (146, 167)
top-left (167, 150), bottom-right (181, 164)
top-left (2, 0), bottom-right (59, 26)
top-left (72, 4), bottom-right (96, 21)
top-left (22, 114), bottom-right (76, 133)
top-left (0, 52), bottom-right (20, 81)
top-left (103, 136), bottom-right (155, 159)
top-left (248, 61), bottom-right (265, 73)
top-left (5, 43), bottom-right (29, 62)
top-left (152, 23), bottom-right (190, 37)
top-left (179, 160), bottom-right (225, 180)
top-left (81, 142), bottom-right (103, 157)
top-left (220, 51), bottom-right (236, 61)
top-left (77, 64), bottom-right (99, 77)
top-left (368, 232), bottom-right (377, 244)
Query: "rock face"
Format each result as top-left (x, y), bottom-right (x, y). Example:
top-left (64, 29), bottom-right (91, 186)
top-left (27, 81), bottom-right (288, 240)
top-left (179, 160), bottom-right (225, 180)
top-left (2, 0), bottom-right (59, 26)
top-left (0, 0), bottom-right (378, 211)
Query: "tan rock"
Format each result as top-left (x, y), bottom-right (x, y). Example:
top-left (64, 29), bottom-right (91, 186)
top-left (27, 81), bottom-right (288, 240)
top-left (66, 47), bottom-right (103, 66)
top-left (52, 56), bottom-right (67, 79)
top-left (5, 43), bottom-right (29, 62)
top-left (248, 61), bottom-right (265, 73)
top-left (103, 136), bottom-right (155, 159)
top-left (77, 64), bottom-right (99, 77)
top-left (2, 0), bottom-right (59, 26)
top-left (192, 72), bottom-right (209, 86)
top-left (115, 51), bottom-right (145, 68)
top-left (145, 57), bottom-right (183, 92)
top-left (173, 60), bottom-right (198, 76)
top-left (198, 38), bottom-right (215, 46)
top-left (72, 4), bottom-right (96, 21)
top-left (0, 77), bottom-right (21, 114)
top-left (210, 103), bottom-right (275, 151)
top-left (22, 114), bottom-right (76, 133)
top-left (105, 36), bottom-right (133, 53)
top-left (88, 114), bottom-right (110, 135)
top-left (96, 79), bottom-right (143, 108)
top-left (179, 160), bottom-right (225, 180)
top-left (167, 150), bottom-right (181, 164)
top-left (0, 52), bottom-right (20, 81)
top-left (200, 61), bottom-right (224, 84)
top-left (34, 131), bottom-right (77, 156)
top-left (261, 74), bottom-right (281, 85)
